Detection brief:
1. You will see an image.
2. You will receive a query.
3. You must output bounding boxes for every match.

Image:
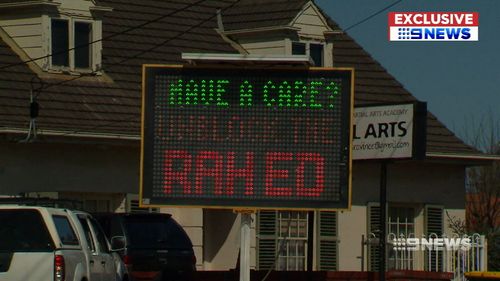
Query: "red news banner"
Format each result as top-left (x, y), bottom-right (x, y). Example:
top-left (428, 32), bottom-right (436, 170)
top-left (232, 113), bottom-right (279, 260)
top-left (388, 12), bottom-right (479, 41)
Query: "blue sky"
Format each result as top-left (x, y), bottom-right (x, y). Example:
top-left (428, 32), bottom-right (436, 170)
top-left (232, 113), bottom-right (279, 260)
top-left (316, 0), bottom-right (499, 145)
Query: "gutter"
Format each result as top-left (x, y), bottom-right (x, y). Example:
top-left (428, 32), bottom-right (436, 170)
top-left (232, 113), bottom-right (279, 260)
top-left (0, 1), bottom-right (59, 9)
top-left (2, 128), bottom-right (498, 161)
top-left (223, 25), bottom-right (300, 36)
top-left (426, 152), bottom-right (500, 162)
top-left (0, 128), bottom-right (140, 141)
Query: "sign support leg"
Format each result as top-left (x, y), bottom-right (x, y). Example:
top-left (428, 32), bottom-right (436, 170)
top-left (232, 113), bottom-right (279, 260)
top-left (239, 211), bottom-right (252, 281)
top-left (379, 161), bottom-right (388, 281)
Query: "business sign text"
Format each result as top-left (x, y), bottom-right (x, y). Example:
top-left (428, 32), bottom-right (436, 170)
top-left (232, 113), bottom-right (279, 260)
top-left (388, 12), bottom-right (479, 41)
top-left (353, 103), bottom-right (426, 160)
top-left (141, 66), bottom-right (353, 209)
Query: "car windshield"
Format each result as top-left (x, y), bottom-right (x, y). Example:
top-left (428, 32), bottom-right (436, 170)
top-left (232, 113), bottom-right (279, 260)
top-left (0, 209), bottom-right (55, 252)
top-left (124, 216), bottom-right (192, 249)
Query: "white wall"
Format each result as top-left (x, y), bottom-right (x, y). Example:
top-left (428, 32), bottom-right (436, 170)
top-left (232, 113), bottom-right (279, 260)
top-left (238, 37), bottom-right (286, 55)
top-left (352, 161), bottom-right (466, 208)
top-left (0, 13), bottom-right (43, 67)
top-left (338, 206), bottom-right (366, 271)
top-left (202, 209), bottom-right (257, 270)
top-left (0, 142), bottom-right (140, 194)
top-left (292, 4), bottom-right (331, 39)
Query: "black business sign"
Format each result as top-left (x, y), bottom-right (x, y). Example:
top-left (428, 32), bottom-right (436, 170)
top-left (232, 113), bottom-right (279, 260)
top-left (140, 65), bottom-right (353, 210)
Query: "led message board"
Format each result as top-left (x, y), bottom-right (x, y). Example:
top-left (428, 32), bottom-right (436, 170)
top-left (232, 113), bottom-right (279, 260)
top-left (140, 65), bottom-right (353, 210)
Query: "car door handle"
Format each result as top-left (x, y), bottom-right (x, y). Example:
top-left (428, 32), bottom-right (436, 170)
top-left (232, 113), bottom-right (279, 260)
top-left (101, 261), bottom-right (106, 265)
top-left (90, 260), bottom-right (95, 265)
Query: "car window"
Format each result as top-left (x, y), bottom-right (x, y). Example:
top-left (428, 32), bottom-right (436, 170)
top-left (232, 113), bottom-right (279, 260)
top-left (89, 218), bottom-right (110, 253)
top-left (53, 215), bottom-right (80, 245)
top-left (78, 217), bottom-right (96, 252)
top-left (0, 209), bottom-right (55, 252)
top-left (124, 217), bottom-right (192, 249)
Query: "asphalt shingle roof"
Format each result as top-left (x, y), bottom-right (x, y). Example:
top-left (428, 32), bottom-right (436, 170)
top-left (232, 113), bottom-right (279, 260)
top-left (222, 0), bottom-right (306, 30)
top-left (0, 0), bottom-right (479, 156)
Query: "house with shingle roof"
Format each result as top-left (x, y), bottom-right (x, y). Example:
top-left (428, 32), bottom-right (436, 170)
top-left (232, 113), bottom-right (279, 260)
top-left (0, 0), bottom-right (491, 272)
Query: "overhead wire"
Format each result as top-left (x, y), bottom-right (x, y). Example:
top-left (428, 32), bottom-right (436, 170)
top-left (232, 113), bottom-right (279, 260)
top-left (343, 0), bottom-right (402, 32)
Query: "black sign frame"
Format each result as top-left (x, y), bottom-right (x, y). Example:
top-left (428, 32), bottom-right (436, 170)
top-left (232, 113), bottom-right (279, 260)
top-left (140, 65), bottom-right (354, 210)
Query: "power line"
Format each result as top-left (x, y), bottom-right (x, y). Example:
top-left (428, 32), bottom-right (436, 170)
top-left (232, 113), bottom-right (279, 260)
top-left (343, 0), bottom-right (402, 32)
top-left (0, 0), bottom-right (210, 70)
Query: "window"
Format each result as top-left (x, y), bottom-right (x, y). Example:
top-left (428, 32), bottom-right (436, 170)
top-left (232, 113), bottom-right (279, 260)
top-left (367, 204), bottom-right (446, 271)
top-left (51, 19), bottom-right (69, 67)
top-left (123, 215), bottom-right (192, 249)
top-left (50, 18), bottom-right (93, 71)
top-left (388, 207), bottom-right (415, 237)
top-left (277, 211), bottom-right (308, 270)
top-left (367, 204), bottom-right (417, 271)
top-left (0, 209), bottom-right (55, 252)
top-left (89, 218), bottom-right (110, 253)
top-left (424, 205), bottom-right (444, 271)
top-left (257, 210), bottom-right (337, 271)
top-left (292, 42), bottom-right (306, 56)
top-left (310, 44), bottom-right (324, 67)
top-left (387, 206), bottom-right (416, 270)
top-left (79, 217), bottom-right (96, 252)
top-left (53, 215), bottom-right (79, 245)
top-left (291, 41), bottom-right (324, 66)
top-left (74, 22), bottom-right (91, 69)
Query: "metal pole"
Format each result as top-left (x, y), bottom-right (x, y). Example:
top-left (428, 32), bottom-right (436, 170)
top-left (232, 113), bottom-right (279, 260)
top-left (240, 212), bottom-right (252, 281)
top-left (379, 162), bottom-right (387, 281)
top-left (361, 234), bottom-right (365, 271)
top-left (307, 211), bottom-right (314, 271)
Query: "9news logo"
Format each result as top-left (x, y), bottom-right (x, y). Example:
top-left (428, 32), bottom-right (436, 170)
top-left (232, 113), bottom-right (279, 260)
top-left (389, 12), bottom-right (479, 41)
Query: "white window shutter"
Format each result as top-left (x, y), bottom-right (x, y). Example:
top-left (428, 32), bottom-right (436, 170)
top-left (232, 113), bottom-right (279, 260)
top-left (425, 205), bottom-right (444, 271)
top-left (257, 210), bottom-right (277, 270)
top-left (317, 211), bottom-right (338, 270)
top-left (367, 202), bottom-right (381, 272)
top-left (425, 205), bottom-right (444, 236)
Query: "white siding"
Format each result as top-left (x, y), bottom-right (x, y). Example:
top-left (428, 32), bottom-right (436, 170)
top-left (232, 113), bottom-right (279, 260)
top-left (292, 5), bottom-right (331, 39)
top-left (338, 206), bottom-right (367, 271)
top-left (59, 0), bottom-right (94, 17)
top-left (0, 16), bottom-right (43, 67)
top-left (0, 143), bottom-right (140, 194)
top-left (202, 210), bottom-right (256, 270)
top-left (239, 39), bottom-right (286, 55)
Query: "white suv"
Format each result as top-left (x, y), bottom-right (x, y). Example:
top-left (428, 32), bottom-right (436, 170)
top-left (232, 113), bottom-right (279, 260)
top-left (0, 206), bottom-right (127, 281)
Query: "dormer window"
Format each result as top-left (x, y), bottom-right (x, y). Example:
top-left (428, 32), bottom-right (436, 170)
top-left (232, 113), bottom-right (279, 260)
top-left (292, 42), bottom-right (324, 67)
top-left (50, 18), bottom-right (93, 72)
top-left (74, 22), bottom-right (91, 69)
top-left (51, 19), bottom-right (69, 67)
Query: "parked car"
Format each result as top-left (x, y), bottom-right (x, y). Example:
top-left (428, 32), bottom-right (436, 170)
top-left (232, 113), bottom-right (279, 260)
top-left (0, 205), bottom-right (128, 281)
top-left (93, 213), bottom-right (196, 281)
